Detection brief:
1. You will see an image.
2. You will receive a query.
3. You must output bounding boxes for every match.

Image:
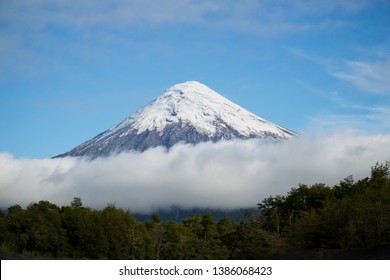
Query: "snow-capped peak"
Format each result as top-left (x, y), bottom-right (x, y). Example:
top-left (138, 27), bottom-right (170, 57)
top-left (105, 81), bottom-right (294, 139)
top-left (55, 81), bottom-right (296, 158)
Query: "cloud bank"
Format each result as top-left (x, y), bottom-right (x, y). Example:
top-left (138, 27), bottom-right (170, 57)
top-left (1, 132), bottom-right (390, 213)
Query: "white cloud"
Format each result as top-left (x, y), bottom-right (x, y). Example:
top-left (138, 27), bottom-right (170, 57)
top-left (291, 0), bottom-right (371, 14)
top-left (0, 0), bottom-right (378, 78)
top-left (306, 91), bottom-right (390, 133)
top-left (1, 133), bottom-right (390, 213)
top-left (289, 45), bottom-right (390, 96)
top-left (331, 60), bottom-right (390, 94)
top-left (0, 0), bottom-right (373, 34)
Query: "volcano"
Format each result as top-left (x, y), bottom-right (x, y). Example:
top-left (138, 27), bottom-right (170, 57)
top-left (56, 81), bottom-right (296, 158)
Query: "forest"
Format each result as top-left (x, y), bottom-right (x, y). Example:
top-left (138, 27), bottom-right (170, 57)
top-left (0, 162), bottom-right (389, 259)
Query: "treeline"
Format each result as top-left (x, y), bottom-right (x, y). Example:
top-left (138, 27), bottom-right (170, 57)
top-left (0, 162), bottom-right (389, 259)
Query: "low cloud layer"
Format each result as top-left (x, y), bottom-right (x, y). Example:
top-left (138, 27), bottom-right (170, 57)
top-left (1, 132), bottom-right (390, 213)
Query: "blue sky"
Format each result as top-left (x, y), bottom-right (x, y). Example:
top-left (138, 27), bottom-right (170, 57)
top-left (1, 0), bottom-right (390, 158)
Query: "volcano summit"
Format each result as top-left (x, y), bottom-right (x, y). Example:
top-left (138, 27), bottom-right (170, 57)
top-left (56, 81), bottom-right (296, 158)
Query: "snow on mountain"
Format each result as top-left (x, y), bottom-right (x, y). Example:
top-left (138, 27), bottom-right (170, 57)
top-left (55, 81), bottom-right (296, 158)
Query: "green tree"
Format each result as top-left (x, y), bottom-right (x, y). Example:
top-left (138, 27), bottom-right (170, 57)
top-left (159, 221), bottom-right (190, 259)
top-left (0, 210), bottom-right (5, 245)
top-left (145, 214), bottom-right (164, 259)
top-left (288, 162), bottom-right (390, 250)
top-left (62, 198), bottom-right (108, 259)
top-left (216, 215), bottom-right (236, 238)
top-left (182, 215), bottom-right (203, 238)
top-left (258, 195), bottom-right (285, 236)
top-left (101, 204), bottom-right (149, 259)
top-left (5, 205), bottom-right (28, 253)
top-left (227, 214), bottom-right (285, 259)
top-left (201, 212), bottom-right (216, 240)
top-left (70, 197), bottom-right (82, 208)
top-left (25, 201), bottom-right (68, 257)
top-left (333, 175), bottom-right (355, 198)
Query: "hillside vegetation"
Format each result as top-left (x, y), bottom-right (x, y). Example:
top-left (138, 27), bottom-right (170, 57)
top-left (1, 162), bottom-right (389, 259)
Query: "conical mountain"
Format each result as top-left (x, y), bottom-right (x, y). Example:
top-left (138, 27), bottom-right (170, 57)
top-left (56, 81), bottom-right (296, 158)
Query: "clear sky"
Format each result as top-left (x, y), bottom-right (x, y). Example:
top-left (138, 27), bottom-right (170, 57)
top-left (1, 0), bottom-right (390, 158)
